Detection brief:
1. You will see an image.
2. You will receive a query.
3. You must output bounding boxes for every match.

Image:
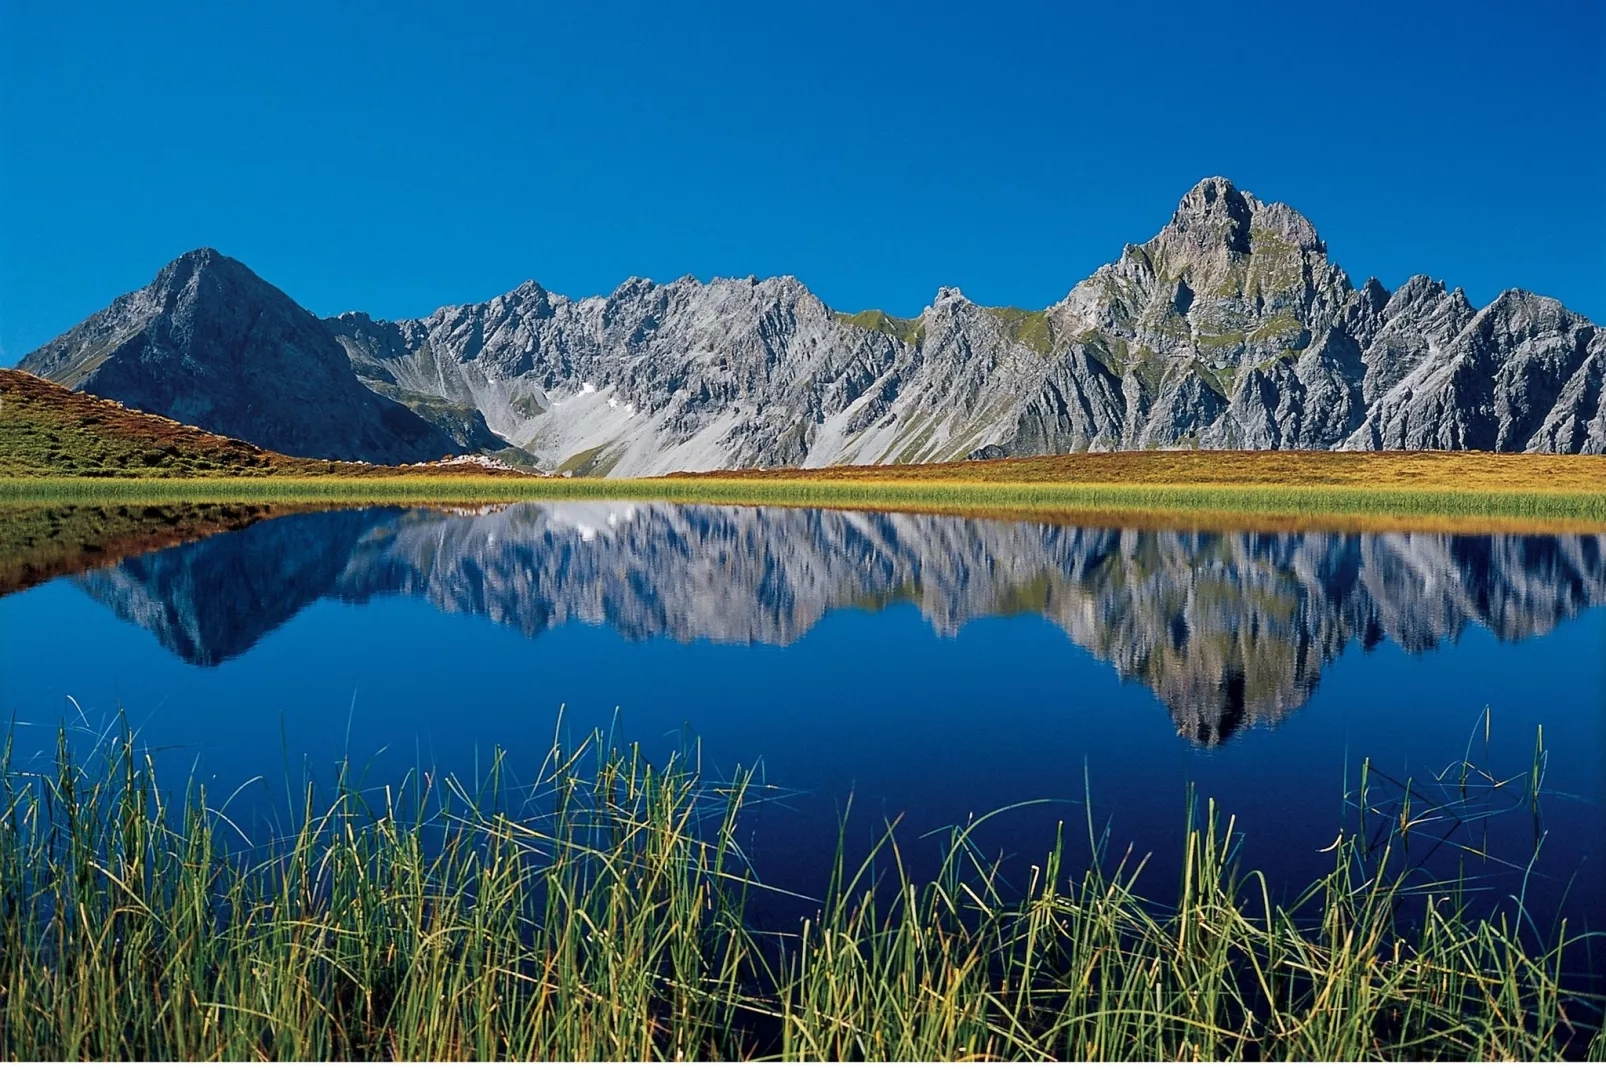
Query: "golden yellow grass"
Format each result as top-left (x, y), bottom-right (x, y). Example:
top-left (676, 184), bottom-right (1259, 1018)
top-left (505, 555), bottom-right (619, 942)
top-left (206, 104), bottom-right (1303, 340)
top-left (687, 449), bottom-right (1606, 493)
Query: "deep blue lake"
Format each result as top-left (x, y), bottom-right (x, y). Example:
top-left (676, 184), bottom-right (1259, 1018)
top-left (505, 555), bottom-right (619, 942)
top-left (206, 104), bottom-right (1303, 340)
top-left (2, 501), bottom-right (1603, 931)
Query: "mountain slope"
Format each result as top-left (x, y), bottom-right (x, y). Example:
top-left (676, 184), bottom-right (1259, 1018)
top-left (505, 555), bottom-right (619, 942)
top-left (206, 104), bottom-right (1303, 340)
top-left (17, 250), bottom-right (491, 464)
top-left (0, 367), bottom-right (340, 476)
top-left (25, 180), bottom-right (1606, 471)
top-left (327, 178), bottom-right (1604, 472)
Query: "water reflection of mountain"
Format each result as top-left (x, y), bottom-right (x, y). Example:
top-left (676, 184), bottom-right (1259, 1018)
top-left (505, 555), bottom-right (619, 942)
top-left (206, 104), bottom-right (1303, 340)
top-left (76, 503), bottom-right (1606, 744)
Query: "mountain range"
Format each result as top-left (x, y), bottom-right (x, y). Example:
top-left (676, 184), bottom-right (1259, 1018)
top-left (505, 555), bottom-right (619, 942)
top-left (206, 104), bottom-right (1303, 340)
top-left (20, 178), bottom-right (1606, 471)
top-left (75, 503), bottom-right (1606, 745)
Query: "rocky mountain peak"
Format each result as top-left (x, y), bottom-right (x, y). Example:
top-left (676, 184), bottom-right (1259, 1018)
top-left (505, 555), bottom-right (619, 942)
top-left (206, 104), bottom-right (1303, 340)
top-left (163, 245), bottom-right (224, 271)
top-left (23, 179), bottom-right (1606, 467)
top-left (610, 276), bottom-right (658, 300)
top-left (1147, 178), bottom-right (1327, 270)
top-left (1381, 275), bottom-right (1458, 318)
top-left (1357, 277), bottom-right (1390, 311)
top-left (491, 279), bottom-right (554, 318)
top-left (151, 247), bottom-right (306, 317)
top-left (18, 249), bottom-right (465, 464)
top-left (1160, 177), bottom-right (1256, 254)
top-left (1471, 288), bottom-right (1583, 344)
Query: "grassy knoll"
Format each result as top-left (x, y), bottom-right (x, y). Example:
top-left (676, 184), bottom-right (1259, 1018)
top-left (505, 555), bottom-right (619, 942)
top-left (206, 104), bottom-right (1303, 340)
top-left (0, 369), bottom-right (381, 478)
top-left (1, 725), bottom-right (1600, 1061)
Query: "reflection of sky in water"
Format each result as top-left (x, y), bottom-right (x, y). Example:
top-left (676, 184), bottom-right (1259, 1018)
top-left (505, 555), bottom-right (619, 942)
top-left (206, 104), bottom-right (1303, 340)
top-left (0, 503), bottom-right (1602, 926)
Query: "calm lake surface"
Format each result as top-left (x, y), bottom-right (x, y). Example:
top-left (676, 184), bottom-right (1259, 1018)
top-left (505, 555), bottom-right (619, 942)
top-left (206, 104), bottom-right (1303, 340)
top-left (2, 501), bottom-right (1603, 927)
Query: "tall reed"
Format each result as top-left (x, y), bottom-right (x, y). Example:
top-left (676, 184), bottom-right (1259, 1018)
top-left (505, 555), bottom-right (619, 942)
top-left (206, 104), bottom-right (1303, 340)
top-left (1, 723), bottom-right (1599, 1060)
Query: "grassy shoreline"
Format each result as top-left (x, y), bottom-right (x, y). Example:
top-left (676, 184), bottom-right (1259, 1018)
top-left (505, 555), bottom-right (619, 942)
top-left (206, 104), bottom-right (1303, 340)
top-left (3, 474), bottom-right (1605, 532)
top-left (2, 726), bottom-right (1600, 1061)
top-left (4, 365), bottom-right (1602, 529)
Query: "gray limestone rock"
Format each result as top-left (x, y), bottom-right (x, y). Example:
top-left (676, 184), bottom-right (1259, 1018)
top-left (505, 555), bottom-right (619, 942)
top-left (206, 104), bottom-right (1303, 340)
top-left (24, 179), bottom-right (1605, 467)
top-left (19, 250), bottom-right (495, 464)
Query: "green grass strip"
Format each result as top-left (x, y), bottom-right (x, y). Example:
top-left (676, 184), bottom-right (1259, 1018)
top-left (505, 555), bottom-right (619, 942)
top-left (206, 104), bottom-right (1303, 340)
top-left (1, 475), bottom-right (1603, 525)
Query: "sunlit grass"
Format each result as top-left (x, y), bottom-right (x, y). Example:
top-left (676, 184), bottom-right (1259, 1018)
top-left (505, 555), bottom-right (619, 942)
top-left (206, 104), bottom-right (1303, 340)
top-left (2, 474), bottom-right (1604, 531)
top-left (0, 369), bottom-right (368, 479)
top-left (5, 362), bottom-right (1603, 527)
top-left (2, 722), bottom-right (1600, 1061)
top-left (704, 448), bottom-right (1606, 493)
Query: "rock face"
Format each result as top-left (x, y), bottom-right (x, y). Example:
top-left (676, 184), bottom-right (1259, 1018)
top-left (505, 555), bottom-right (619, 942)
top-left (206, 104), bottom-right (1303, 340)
top-left (17, 250), bottom-right (498, 464)
top-left (24, 180), bottom-right (1606, 467)
top-left (321, 177), bottom-right (1605, 471)
top-left (75, 503), bottom-right (1606, 745)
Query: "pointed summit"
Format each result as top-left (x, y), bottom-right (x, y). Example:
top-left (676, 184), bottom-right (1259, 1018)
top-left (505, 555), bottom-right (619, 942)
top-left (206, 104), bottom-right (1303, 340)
top-left (1177, 175), bottom-right (1248, 206)
top-left (1152, 178), bottom-right (1325, 257)
top-left (1111, 176), bottom-right (1339, 311)
top-left (146, 247), bottom-right (283, 300)
top-left (19, 254), bottom-right (464, 464)
top-left (1162, 177), bottom-right (1256, 255)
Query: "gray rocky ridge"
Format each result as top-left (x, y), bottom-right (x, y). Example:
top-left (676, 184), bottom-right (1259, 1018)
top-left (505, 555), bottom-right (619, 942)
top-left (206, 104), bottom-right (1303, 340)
top-left (23, 179), bottom-right (1606, 467)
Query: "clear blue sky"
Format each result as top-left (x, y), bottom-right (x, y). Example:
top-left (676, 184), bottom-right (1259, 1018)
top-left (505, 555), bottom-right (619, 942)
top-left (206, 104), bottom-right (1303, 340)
top-left (2, 0), bottom-right (1601, 361)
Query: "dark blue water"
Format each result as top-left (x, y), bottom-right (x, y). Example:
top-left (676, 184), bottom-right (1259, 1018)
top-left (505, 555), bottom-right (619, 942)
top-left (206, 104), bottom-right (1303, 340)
top-left (2, 502), bottom-right (1602, 930)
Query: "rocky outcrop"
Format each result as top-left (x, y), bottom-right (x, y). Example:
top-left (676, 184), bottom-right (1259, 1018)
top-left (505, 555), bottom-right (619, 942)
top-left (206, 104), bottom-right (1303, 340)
top-left (1344, 289), bottom-right (1606, 452)
top-left (75, 504), bottom-right (1606, 744)
top-left (26, 180), bottom-right (1605, 468)
top-left (17, 250), bottom-right (498, 463)
top-left (321, 177), bottom-right (1604, 470)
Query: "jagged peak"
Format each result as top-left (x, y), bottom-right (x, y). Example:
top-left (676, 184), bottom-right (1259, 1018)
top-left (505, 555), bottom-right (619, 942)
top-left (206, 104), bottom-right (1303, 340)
top-left (492, 278), bottom-right (551, 307)
top-left (1169, 177), bottom-right (1255, 220)
top-left (1177, 176), bottom-right (1251, 209)
top-left (1453, 288), bottom-right (1589, 346)
top-left (1154, 178), bottom-right (1324, 258)
top-left (131, 247), bottom-right (311, 322)
top-left (1253, 200), bottom-right (1324, 253)
top-left (174, 245), bottom-right (226, 265)
top-left (1482, 287), bottom-right (1572, 318)
top-left (608, 276), bottom-right (658, 300)
top-left (1154, 177), bottom-right (1256, 257)
top-left (700, 273), bottom-right (810, 297)
top-left (153, 247), bottom-right (261, 289)
top-left (1395, 273), bottom-right (1447, 296)
top-left (1385, 275), bottom-right (1476, 316)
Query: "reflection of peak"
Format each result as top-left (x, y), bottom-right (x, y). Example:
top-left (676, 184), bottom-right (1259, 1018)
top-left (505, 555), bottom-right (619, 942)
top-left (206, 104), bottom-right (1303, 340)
top-left (77, 509), bottom-right (400, 666)
top-left (76, 506), bottom-right (1606, 744)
